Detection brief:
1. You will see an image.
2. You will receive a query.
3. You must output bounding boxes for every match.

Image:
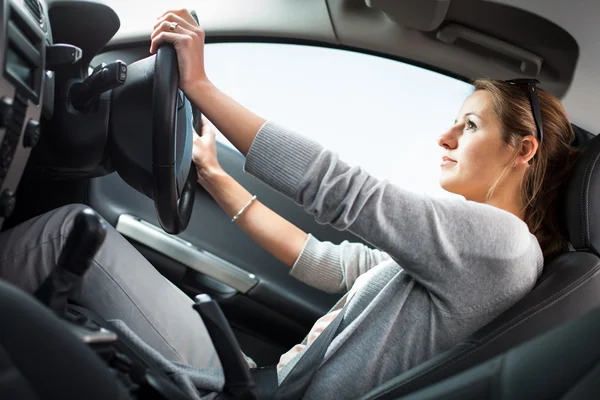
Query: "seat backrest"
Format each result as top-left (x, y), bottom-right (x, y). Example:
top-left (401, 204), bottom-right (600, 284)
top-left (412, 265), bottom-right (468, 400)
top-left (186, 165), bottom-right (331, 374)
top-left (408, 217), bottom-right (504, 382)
top-left (361, 130), bottom-right (600, 400)
top-left (396, 305), bottom-right (600, 400)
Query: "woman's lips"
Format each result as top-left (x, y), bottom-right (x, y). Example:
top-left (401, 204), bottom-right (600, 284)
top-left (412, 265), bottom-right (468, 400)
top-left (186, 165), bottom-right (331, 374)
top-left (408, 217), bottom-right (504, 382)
top-left (441, 156), bottom-right (457, 167)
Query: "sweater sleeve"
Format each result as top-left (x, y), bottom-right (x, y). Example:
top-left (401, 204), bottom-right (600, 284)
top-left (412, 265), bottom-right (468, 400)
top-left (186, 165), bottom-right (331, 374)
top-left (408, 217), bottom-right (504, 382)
top-left (289, 234), bottom-right (391, 294)
top-left (245, 122), bottom-right (543, 312)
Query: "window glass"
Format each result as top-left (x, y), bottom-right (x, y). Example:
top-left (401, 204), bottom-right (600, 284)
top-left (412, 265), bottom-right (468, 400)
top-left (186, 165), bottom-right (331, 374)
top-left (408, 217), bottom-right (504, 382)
top-left (205, 43), bottom-right (473, 196)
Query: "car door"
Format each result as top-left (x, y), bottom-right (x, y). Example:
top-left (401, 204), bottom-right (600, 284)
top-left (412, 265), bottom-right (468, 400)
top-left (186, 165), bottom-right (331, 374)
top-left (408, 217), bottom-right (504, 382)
top-left (87, 42), bottom-right (472, 365)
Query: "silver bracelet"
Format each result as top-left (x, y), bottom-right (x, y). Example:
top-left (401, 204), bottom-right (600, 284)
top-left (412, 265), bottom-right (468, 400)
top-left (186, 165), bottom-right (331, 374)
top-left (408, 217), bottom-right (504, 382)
top-left (231, 195), bottom-right (257, 223)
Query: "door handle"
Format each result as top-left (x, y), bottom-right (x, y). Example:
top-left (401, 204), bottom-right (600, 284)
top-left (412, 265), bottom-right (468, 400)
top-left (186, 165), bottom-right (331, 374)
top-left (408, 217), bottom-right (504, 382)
top-left (116, 214), bottom-right (259, 293)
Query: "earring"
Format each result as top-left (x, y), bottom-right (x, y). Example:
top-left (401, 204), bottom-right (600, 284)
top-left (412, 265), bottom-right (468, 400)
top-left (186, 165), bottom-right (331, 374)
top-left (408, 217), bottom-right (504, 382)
top-left (512, 161), bottom-right (516, 166)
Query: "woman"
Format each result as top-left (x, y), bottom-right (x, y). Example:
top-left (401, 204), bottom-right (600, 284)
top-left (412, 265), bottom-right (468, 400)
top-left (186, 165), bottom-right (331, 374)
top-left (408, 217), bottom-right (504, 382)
top-left (146, 8), bottom-right (577, 398)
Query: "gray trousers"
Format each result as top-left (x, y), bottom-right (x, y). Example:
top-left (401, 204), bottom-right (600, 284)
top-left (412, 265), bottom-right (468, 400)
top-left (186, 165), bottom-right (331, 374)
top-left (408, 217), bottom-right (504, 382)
top-left (0, 204), bottom-right (222, 370)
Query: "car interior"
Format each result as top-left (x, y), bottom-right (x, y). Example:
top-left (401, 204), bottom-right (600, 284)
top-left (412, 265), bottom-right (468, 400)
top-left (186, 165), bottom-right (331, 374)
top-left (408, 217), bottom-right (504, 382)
top-left (0, 0), bottom-right (599, 399)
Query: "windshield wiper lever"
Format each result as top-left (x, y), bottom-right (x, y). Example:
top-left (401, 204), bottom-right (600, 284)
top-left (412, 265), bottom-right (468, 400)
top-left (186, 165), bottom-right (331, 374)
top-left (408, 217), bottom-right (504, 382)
top-left (70, 60), bottom-right (127, 111)
top-left (46, 43), bottom-right (82, 71)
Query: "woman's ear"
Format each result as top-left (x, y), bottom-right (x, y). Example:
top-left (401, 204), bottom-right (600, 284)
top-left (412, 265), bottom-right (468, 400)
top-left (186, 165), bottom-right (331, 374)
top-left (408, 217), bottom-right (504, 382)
top-left (515, 136), bottom-right (539, 165)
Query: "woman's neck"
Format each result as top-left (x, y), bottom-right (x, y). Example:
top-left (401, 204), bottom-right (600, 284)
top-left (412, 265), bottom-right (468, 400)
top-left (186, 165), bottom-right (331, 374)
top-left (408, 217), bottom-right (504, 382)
top-left (484, 169), bottom-right (527, 221)
top-left (486, 195), bottom-right (525, 220)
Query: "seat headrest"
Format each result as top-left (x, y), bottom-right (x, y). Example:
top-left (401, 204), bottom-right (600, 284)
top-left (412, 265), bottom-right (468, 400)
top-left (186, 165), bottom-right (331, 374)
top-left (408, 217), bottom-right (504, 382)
top-left (566, 133), bottom-right (600, 254)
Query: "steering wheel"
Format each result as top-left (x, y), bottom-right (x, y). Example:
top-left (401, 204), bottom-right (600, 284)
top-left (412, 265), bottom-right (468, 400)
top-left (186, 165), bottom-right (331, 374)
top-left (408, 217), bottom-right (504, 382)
top-left (152, 45), bottom-right (196, 234)
top-left (109, 44), bottom-right (197, 235)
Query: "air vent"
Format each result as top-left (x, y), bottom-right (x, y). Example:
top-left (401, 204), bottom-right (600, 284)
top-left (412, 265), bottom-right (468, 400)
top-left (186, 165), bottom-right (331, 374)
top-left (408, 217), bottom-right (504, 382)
top-left (24, 0), bottom-right (43, 25)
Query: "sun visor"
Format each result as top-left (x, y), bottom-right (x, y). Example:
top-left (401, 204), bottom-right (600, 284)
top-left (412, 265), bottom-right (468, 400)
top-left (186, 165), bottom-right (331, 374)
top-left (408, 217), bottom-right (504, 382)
top-left (365, 0), bottom-right (450, 32)
top-left (353, 0), bottom-right (578, 97)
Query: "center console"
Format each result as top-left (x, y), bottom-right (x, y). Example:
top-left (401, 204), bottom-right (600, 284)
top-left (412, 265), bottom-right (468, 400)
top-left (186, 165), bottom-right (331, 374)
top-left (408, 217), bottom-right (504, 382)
top-left (0, 0), bottom-right (49, 229)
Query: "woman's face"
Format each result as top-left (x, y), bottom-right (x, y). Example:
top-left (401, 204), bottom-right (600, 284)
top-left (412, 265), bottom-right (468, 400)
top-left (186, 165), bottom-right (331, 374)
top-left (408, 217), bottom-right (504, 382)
top-left (438, 90), bottom-right (515, 202)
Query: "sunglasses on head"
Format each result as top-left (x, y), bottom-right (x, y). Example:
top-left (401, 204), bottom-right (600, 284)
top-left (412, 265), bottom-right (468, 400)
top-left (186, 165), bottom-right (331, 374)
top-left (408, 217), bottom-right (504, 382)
top-left (504, 78), bottom-right (544, 146)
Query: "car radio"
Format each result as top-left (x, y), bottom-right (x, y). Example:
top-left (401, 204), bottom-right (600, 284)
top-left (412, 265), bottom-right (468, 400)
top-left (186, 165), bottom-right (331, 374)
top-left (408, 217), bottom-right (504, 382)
top-left (4, 11), bottom-right (44, 104)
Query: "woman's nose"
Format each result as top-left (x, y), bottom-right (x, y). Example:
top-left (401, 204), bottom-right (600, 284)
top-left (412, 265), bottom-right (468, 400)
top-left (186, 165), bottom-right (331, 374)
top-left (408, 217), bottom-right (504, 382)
top-left (437, 127), bottom-right (458, 149)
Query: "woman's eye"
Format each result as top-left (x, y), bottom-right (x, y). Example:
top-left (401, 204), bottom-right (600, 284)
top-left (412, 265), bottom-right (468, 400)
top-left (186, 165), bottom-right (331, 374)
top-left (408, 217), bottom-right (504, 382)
top-left (466, 119), bottom-right (477, 130)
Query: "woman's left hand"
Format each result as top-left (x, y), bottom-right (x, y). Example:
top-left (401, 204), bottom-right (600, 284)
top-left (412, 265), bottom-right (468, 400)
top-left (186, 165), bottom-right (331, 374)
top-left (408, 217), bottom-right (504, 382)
top-left (192, 115), bottom-right (223, 186)
top-left (150, 9), bottom-right (209, 93)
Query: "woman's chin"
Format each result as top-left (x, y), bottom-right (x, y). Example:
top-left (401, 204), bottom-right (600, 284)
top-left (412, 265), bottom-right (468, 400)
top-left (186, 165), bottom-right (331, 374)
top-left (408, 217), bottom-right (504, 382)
top-left (438, 176), bottom-right (451, 191)
top-left (439, 177), bottom-right (460, 196)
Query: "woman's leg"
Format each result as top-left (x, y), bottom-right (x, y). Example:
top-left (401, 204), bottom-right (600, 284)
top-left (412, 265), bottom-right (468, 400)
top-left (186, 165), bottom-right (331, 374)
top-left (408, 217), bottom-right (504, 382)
top-left (0, 204), bottom-right (221, 370)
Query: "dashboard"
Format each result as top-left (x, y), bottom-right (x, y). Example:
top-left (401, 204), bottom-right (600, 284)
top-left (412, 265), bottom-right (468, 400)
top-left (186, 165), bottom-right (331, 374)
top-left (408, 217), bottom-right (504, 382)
top-left (0, 0), bottom-right (131, 232)
top-left (0, 0), bottom-right (50, 229)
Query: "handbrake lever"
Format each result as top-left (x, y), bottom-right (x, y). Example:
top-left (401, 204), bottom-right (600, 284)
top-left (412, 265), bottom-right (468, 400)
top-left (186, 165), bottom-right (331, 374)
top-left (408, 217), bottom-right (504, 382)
top-left (193, 294), bottom-right (258, 400)
top-left (35, 208), bottom-right (107, 315)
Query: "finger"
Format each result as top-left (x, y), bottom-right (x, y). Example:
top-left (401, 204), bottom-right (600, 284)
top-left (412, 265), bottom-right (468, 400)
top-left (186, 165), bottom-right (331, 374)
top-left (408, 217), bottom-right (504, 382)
top-left (157, 8), bottom-right (194, 23)
top-left (201, 124), bottom-right (216, 140)
top-left (171, 8), bottom-right (198, 26)
top-left (152, 15), bottom-right (195, 39)
top-left (150, 22), bottom-right (197, 54)
top-left (151, 20), bottom-right (179, 41)
top-left (150, 24), bottom-right (191, 48)
top-left (154, 11), bottom-right (197, 31)
top-left (153, 13), bottom-right (189, 32)
top-left (157, 8), bottom-right (177, 20)
top-left (192, 134), bottom-right (203, 153)
top-left (149, 31), bottom-right (182, 54)
top-left (192, 146), bottom-right (202, 164)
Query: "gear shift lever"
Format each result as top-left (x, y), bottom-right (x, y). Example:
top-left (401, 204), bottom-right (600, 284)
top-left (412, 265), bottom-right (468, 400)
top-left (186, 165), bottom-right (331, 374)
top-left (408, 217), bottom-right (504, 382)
top-left (35, 208), bottom-right (107, 314)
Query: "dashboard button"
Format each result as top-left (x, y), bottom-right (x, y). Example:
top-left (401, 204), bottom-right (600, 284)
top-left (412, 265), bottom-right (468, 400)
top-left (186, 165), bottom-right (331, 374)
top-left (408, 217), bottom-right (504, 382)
top-left (1, 145), bottom-right (13, 168)
top-left (0, 97), bottom-right (13, 129)
top-left (23, 119), bottom-right (41, 148)
top-left (0, 189), bottom-right (15, 218)
top-left (0, 140), bottom-right (14, 167)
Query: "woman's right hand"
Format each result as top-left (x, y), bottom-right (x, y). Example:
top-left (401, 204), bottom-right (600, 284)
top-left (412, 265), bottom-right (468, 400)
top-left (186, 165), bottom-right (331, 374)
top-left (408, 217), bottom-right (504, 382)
top-left (150, 9), bottom-right (208, 93)
top-left (192, 115), bottom-right (224, 186)
top-left (150, 9), bottom-right (266, 157)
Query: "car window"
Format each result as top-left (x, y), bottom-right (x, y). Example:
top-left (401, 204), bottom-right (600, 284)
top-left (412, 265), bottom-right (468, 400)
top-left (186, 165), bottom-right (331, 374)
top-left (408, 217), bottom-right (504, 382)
top-left (205, 42), bottom-right (473, 197)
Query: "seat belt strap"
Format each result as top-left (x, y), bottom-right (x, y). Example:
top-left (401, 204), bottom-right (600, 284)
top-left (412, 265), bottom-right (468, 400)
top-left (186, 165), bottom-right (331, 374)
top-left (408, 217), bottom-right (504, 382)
top-left (272, 301), bottom-right (348, 400)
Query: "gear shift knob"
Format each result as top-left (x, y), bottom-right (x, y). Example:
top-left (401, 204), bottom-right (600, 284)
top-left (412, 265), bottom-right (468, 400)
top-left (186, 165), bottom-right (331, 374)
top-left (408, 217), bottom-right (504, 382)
top-left (58, 208), bottom-right (107, 276)
top-left (35, 208), bottom-right (107, 313)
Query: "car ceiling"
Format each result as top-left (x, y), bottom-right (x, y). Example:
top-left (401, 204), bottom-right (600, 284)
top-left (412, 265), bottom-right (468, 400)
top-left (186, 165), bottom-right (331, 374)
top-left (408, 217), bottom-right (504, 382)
top-left (100, 0), bottom-right (600, 133)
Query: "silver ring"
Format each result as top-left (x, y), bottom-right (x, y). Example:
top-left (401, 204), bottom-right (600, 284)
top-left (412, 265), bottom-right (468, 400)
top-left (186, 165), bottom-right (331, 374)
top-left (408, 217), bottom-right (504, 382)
top-left (169, 22), bottom-right (178, 32)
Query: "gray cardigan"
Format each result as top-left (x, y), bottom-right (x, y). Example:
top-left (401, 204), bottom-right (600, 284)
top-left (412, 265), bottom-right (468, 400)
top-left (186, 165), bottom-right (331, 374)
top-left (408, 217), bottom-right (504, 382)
top-left (244, 121), bottom-right (544, 399)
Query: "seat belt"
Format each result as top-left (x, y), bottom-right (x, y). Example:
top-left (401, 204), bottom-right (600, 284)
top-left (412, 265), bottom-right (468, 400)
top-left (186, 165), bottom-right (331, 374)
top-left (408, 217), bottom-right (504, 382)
top-left (269, 301), bottom-right (348, 400)
top-left (249, 366), bottom-right (278, 399)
